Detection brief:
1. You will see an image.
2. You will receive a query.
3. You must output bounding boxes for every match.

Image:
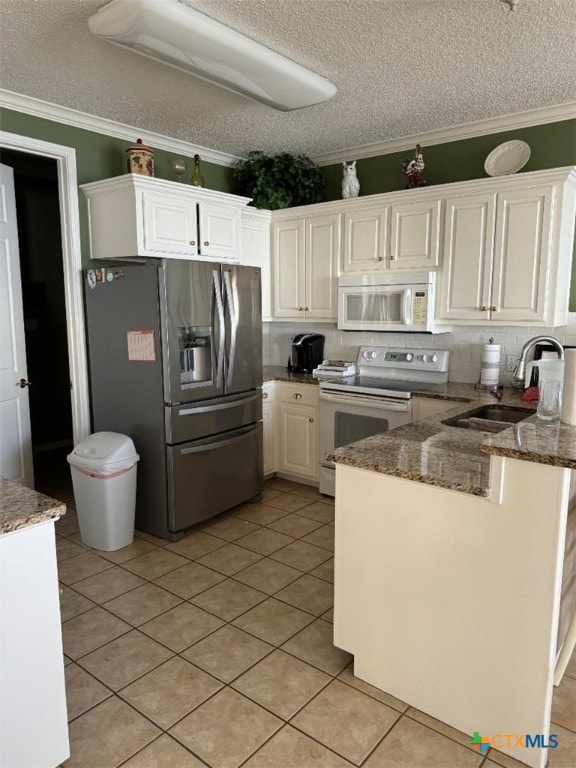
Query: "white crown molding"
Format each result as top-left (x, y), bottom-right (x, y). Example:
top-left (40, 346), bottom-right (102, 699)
top-left (0, 89), bottom-right (240, 167)
top-left (313, 102), bottom-right (576, 166)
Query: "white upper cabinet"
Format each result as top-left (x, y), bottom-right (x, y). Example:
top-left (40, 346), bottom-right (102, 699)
top-left (240, 208), bottom-right (272, 320)
top-left (272, 212), bottom-right (340, 320)
top-left (490, 185), bottom-right (553, 323)
top-left (198, 200), bottom-right (241, 261)
top-left (389, 199), bottom-right (441, 269)
top-left (437, 170), bottom-right (576, 326)
top-left (142, 191), bottom-right (198, 256)
top-left (438, 192), bottom-right (496, 321)
top-left (342, 206), bottom-right (388, 272)
top-left (341, 196), bottom-right (441, 272)
top-left (81, 174), bottom-right (250, 262)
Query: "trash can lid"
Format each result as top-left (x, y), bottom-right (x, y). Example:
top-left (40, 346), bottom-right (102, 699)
top-left (67, 431), bottom-right (139, 472)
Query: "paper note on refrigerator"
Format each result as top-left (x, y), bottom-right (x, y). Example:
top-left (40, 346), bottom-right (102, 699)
top-left (127, 330), bottom-right (156, 362)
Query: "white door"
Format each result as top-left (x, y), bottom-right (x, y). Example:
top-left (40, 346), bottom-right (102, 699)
top-left (0, 164), bottom-right (33, 487)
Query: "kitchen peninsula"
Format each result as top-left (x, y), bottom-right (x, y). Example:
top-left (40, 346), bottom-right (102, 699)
top-left (0, 479), bottom-right (69, 768)
top-left (330, 392), bottom-right (576, 768)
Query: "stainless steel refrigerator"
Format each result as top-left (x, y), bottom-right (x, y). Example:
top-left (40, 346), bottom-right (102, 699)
top-left (84, 260), bottom-right (263, 540)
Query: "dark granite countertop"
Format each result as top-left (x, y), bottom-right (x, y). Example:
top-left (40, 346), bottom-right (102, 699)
top-left (262, 372), bottom-right (576, 495)
top-left (0, 478), bottom-right (66, 534)
top-left (328, 384), bottom-right (540, 498)
top-left (263, 365), bottom-right (319, 386)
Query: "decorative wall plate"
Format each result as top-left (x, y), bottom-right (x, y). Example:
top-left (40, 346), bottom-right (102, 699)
top-left (484, 140), bottom-right (531, 176)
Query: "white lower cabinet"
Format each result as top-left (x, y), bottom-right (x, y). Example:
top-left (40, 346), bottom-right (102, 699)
top-left (268, 382), bottom-right (319, 481)
top-left (0, 521), bottom-right (69, 768)
top-left (411, 397), bottom-right (461, 422)
top-left (262, 382), bottom-right (276, 475)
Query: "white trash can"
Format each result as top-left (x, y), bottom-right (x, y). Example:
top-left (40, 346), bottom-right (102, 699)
top-left (67, 432), bottom-right (140, 551)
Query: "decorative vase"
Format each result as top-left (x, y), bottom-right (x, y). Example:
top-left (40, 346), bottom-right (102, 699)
top-left (126, 138), bottom-right (154, 177)
top-left (191, 154), bottom-right (205, 187)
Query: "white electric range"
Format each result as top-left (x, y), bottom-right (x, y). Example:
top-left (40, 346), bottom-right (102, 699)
top-left (318, 346), bottom-right (450, 496)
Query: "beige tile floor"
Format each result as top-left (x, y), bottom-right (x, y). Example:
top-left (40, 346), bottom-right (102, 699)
top-left (52, 477), bottom-right (576, 768)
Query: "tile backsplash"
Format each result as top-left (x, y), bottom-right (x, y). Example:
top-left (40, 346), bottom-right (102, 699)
top-left (263, 320), bottom-right (576, 385)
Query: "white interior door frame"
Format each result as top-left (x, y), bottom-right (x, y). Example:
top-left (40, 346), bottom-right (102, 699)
top-left (0, 130), bottom-right (90, 445)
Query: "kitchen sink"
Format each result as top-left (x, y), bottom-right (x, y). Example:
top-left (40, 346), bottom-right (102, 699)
top-left (442, 405), bottom-right (533, 431)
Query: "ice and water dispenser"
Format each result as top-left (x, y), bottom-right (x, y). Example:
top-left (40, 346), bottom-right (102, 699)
top-left (178, 326), bottom-right (211, 383)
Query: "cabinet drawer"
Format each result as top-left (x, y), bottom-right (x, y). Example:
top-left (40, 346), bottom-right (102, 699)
top-left (276, 383), bottom-right (319, 407)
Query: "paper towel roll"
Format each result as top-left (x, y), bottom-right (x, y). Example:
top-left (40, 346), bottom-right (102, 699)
top-left (561, 349), bottom-right (576, 425)
top-left (480, 343), bottom-right (501, 387)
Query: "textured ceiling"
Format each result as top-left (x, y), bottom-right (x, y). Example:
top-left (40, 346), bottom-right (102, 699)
top-left (1, 0), bottom-right (575, 159)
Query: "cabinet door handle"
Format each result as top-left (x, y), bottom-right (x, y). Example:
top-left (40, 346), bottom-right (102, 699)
top-left (377, 256), bottom-right (384, 261)
top-left (294, 393), bottom-right (302, 400)
top-left (305, 307), bottom-right (309, 311)
top-left (309, 417), bottom-right (314, 423)
top-left (262, 391), bottom-right (268, 399)
top-left (189, 240), bottom-right (196, 246)
top-left (480, 306), bottom-right (489, 311)
top-left (298, 306), bottom-right (304, 311)
top-left (491, 306), bottom-right (498, 312)
top-left (204, 241), bottom-right (209, 246)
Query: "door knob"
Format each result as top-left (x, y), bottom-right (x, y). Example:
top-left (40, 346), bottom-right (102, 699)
top-left (309, 417), bottom-right (314, 423)
top-left (294, 393), bottom-right (302, 400)
top-left (18, 378), bottom-right (32, 388)
top-left (262, 391), bottom-right (268, 399)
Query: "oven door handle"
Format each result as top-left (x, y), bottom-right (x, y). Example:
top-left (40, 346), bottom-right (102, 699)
top-left (319, 392), bottom-right (410, 411)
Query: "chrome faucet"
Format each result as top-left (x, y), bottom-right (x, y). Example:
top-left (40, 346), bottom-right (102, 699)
top-left (511, 335), bottom-right (564, 388)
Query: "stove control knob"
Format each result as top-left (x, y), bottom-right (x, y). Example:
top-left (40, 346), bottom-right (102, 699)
top-left (431, 354), bottom-right (438, 363)
top-left (405, 353), bottom-right (413, 362)
top-left (370, 351), bottom-right (377, 360)
top-left (362, 350), bottom-right (371, 360)
top-left (421, 354), bottom-right (429, 363)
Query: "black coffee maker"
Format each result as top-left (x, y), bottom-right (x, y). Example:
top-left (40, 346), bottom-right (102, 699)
top-left (289, 333), bottom-right (325, 374)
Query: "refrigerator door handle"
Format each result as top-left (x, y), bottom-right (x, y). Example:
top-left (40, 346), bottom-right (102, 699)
top-left (223, 269), bottom-right (237, 388)
top-left (180, 425), bottom-right (256, 455)
top-left (178, 394), bottom-right (259, 417)
top-left (212, 269), bottom-right (225, 387)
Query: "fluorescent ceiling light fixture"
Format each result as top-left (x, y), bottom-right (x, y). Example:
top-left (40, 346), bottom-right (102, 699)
top-left (88, 0), bottom-right (337, 111)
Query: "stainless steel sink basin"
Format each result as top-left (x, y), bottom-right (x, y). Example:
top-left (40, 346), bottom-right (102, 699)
top-left (442, 405), bottom-right (533, 431)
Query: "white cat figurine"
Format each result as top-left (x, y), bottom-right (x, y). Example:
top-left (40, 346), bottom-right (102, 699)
top-left (342, 160), bottom-right (360, 199)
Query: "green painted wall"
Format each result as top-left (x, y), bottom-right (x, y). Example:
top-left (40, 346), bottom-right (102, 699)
top-left (0, 107), bottom-right (234, 267)
top-left (1, 107), bottom-right (575, 310)
top-left (323, 119), bottom-right (576, 310)
top-left (321, 120), bottom-right (576, 199)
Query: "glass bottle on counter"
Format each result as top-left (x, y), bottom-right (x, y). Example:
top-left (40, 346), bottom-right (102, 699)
top-left (191, 154), bottom-right (205, 188)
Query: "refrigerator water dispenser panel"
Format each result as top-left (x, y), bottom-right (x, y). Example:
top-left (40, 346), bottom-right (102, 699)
top-left (179, 326), bottom-right (211, 384)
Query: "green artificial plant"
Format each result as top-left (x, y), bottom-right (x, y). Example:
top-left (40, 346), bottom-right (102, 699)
top-left (232, 151), bottom-right (325, 210)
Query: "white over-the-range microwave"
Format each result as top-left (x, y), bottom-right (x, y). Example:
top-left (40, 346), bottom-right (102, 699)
top-left (338, 271), bottom-right (449, 334)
